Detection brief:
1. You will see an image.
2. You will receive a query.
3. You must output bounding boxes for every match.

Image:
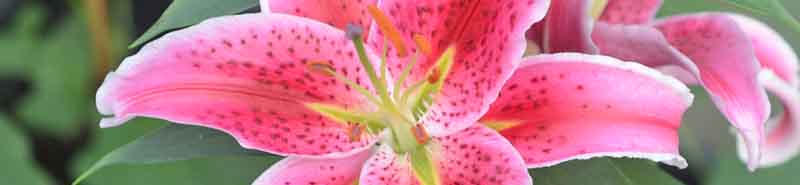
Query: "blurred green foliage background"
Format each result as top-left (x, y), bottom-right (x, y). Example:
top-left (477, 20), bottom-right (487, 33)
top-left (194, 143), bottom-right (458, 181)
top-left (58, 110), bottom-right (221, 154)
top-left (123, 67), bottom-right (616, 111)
top-left (0, 0), bottom-right (798, 185)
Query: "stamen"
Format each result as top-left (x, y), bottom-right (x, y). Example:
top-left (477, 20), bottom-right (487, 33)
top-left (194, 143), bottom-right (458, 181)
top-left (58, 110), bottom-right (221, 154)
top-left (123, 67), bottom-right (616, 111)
top-left (404, 46), bottom-right (456, 120)
top-left (482, 120), bottom-right (522, 132)
top-left (348, 124), bottom-right (366, 142)
top-left (379, 37), bottom-right (389, 85)
top-left (427, 69), bottom-right (441, 83)
top-left (428, 45), bottom-right (456, 87)
top-left (393, 54), bottom-right (419, 100)
top-left (413, 34), bottom-right (433, 55)
top-left (412, 124), bottom-right (430, 144)
top-left (400, 80), bottom-right (426, 106)
top-left (306, 61), bottom-right (383, 105)
top-left (367, 4), bottom-right (408, 57)
top-left (307, 61), bottom-right (335, 76)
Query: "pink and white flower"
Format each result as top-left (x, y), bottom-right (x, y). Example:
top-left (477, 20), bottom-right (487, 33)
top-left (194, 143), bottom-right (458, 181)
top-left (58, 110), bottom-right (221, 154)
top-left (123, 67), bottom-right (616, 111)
top-left (527, 0), bottom-right (800, 170)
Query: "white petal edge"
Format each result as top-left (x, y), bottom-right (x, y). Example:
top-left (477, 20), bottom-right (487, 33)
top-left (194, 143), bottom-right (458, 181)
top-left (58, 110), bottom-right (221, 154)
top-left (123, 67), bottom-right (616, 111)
top-left (259, 0), bottom-right (270, 13)
top-left (527, 152), bottom-right (688, 169)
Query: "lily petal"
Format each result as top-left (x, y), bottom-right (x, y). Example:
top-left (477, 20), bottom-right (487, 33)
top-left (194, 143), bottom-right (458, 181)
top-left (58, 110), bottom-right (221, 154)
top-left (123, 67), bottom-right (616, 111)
top-left (592, 22), bottom-right (696, 70)
top-left (481, 53), bottom-right (691, 168)
top-left (368, 0), bottom-right (550, 136)
top-left (358, 145), bottom-right (416, 185)
top-left (360, 125), bottom-right (531, 185)
top-left (267, 0), bottom-right (376, 33)
top-left (525, 22), bottom-right (545, 52)
top-left (739, 70), bottom-right (800, 168)
top-left (542, 0), bottom-right (598, 53)
top-left (728, 13), bottom-right (799, 86)
top-left (252, 148), bottom-right (373, 185)
top-left (728, 13), bottom-right (800, 168)
top-left (654, 13), bottom-right (771, 170)
top-left (96, 14), bottom-right (382, 158)
top-left (599, 0), bottom-right (662, 25)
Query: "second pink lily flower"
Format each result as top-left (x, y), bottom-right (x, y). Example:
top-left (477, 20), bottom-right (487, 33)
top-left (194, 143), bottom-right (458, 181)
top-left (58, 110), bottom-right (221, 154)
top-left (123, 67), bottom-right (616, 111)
top-left (527, 0), bottom-right (800, 170)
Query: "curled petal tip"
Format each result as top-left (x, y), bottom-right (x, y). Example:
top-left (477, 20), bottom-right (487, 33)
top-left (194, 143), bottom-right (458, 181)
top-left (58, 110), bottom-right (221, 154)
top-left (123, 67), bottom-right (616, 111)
top-left (98, 116), bottom-right (131, 128)
top-left (734, 126), bottom-right (764, 171)
top-left (752, 70), bottom-right (800, 167)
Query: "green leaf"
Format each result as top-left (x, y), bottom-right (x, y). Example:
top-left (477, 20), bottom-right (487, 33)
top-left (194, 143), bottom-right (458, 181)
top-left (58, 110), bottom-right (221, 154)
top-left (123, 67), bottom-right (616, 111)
top-left (0, 115), bottom-right (56, 185)
top-left (14, 1), bottom-right (132, 137)
top-left (74, 156), bottom-right (278, 185)
top-left (0, 5), bottom-right (41, 76)
top-left (72, 121), bottom-right (278, 185)
top-left (676, 87), bottom-right (733, 180)
top-left (714, 0), bottom-right (800, 33)
top-left (409, 146), bottom-right (441, 185)
top-left (531, 158), bottom-right (684, 185)
top-left (129, 0), bottom-right (259, 48)
top-left (17, 15), bottom-right (91, 137)
top-left (715, 0), bottom-right (772, 13)
top-left (708, 152), bottom-right (800, 185)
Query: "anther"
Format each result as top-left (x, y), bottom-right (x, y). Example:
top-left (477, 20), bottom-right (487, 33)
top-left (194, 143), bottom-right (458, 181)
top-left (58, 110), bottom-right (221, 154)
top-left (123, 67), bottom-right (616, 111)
top-left (307, 61), bottom-right (335, 76)
top-left (348, 124), bottom-right (365, 142)
top-left (427, 69), bottom-right (441, 83)
top-left (367, 4), bottom-right (408, 57)
top-left (413, 34), bottom-right (432, 55)
top-left (412, 124), bottom-right (431, 144)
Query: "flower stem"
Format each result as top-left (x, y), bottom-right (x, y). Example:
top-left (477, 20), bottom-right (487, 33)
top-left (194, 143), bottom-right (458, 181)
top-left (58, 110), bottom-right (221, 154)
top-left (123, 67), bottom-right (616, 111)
top-left (84, 0), bottom-right (112, 85)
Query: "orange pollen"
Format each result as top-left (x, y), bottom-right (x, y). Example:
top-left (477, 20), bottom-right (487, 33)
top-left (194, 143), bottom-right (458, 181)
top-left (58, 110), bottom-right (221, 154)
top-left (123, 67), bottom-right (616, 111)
top-left (367, 4), bottom-right (408, 57)
top-left (412, 124), bottom-right (431, 144)
top-left (427, 69), bottom-right (441, 83)
top-left (348, 124), bottom-right (365, 142)
top-left (307, 60), bottom-right (335, 76)
top-left (413, 34), bottom-right (432, 55)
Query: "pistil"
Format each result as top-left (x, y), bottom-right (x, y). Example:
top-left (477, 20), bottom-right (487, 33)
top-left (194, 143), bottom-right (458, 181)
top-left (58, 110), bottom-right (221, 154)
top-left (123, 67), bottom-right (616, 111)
top-left (347, 25), bottom-right (394, 108)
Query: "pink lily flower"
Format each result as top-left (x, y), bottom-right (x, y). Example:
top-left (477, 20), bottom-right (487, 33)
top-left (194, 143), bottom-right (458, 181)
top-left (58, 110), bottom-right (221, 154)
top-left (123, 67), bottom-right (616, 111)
top-left (98, 0), bottom-right (552, 184)
top-left (96, 0), bottom-right (697, 184)
top-left (527, 0), bottom-right (800, 170)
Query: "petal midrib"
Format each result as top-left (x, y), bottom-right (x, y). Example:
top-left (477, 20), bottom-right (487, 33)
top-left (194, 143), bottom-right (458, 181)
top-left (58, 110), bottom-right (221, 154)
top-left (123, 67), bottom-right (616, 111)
top-left (117, 82), bottom-right (316, 110)
top-left (447, 0), bottom-right (483, 47)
